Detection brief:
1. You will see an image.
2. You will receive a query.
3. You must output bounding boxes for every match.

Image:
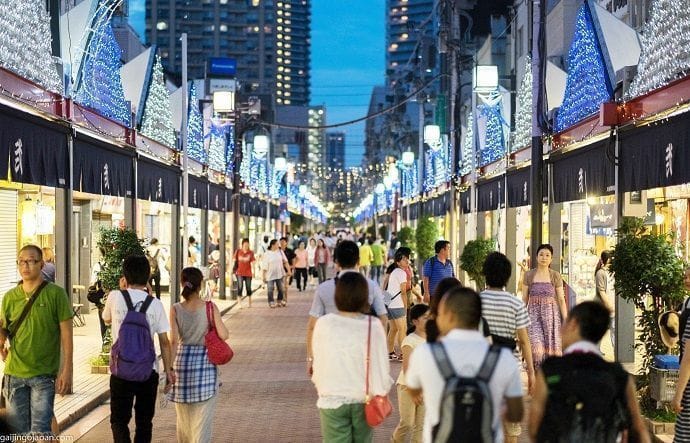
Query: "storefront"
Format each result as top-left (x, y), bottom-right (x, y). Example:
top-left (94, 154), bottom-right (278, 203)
top-left (73, 133), bottom-right (135, 304)
top-left (208, 183), bottom-right (226, 298)
top-left (136, 157), bottom-right (180, 293)
top-left (187, 175), bottom-right (209, 268)
top-left (506, 167), bottom-right (532, 293)
top-left (550, 139), bottom-right (616, 302)
top-left (477, 175), bottom-right (506, 252)
top-left (0, 103), bottom-right (69, 296)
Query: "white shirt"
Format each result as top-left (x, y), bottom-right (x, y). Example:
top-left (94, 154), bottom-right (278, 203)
top-left (262, 250), bottom-right (286, 281)
top-left (102, 288), bottom-right (170, 371)
top-left (396, 333), bottom-right (425, 386)
top-left (311, 313), bottom-right (393, 409)
top-left (306, 245), bottom-right (317, 267)
top-left (406, 329), bottom-right (523, 443)
top-left (387, 268), bottom-right (408, 310)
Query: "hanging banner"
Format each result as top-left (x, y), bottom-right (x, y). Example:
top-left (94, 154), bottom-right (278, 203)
top-left (74, 136), bottom-right (134, 197)
top-left (137, 158), bottom-right (180, 204)
top-left (550, 139), bottom-right (615, 203)
top-left (188, 176), bottom-right (209, 210)
top-left (476, 175), bottom-right (505, 212)
top-left (506, 167), bottom-right (530, 208)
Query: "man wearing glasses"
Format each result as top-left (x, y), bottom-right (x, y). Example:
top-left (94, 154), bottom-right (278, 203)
top-left (0, 245), bottom-right (73, 435)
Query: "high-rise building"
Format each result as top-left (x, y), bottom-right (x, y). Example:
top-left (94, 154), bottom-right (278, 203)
top-left (307, 106), bottom-right (325, 192)
top-left (385, 0), bottom-right (434, 78)
top-left (146, 0), bottom-right (311, 106)
top-left (325, 132), bottom-right (345, 169)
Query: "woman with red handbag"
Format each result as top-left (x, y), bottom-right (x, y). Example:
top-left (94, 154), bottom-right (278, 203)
top-left (169, 267), bottom-right (229, 443)
top-left (311, 272), bottom-right (393, 442)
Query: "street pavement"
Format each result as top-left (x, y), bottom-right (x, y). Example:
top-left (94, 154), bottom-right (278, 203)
top-left (73, 283), bottom-right (532, 442)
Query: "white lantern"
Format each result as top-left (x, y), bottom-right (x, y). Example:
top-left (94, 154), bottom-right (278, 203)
top-left (402, 151), bottom-right (415, 166)
top-left (473, 65), bottom-right (499, 92)
top-left (423, 125), bottom-right (441, 145)
top-left (274, 156), bottom-right (287, 171)
top-left (212, 91), bottom-right (235, 113)
top-left (375, 183), bottom-right (385, 194)
top-left (253, 134), bottom-right (269, 157)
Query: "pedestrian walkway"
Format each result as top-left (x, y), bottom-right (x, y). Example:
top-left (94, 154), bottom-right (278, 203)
top-left (0, 290), bottom-right (243, 432)
top-left (70, 282), bottom-right (533, 442)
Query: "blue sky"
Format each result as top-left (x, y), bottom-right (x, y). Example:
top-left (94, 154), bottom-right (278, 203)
top-left (129, 1), bottom-right (385, 167)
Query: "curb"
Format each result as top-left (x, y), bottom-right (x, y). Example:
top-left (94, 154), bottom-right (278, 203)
top-left (57, 389), bottom-right (111, 432)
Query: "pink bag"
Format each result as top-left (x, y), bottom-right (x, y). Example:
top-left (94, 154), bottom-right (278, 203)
top-left (205, 302), bottom-right (233, 365)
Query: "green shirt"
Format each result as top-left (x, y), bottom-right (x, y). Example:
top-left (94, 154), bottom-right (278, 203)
top-left (2, 282), bottom-right (72, 378)
top-left (371, 244), bottom-right (385, 266)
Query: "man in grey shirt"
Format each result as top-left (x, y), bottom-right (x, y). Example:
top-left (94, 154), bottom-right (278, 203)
top-left (306, 240), bottom-right (388, 374)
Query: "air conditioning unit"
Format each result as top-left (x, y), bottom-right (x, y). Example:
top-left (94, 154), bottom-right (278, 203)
top-left (616, 65), bottom-right (637, 100)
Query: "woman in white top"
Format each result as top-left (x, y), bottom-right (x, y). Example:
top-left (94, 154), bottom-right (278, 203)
top-left (392, 303), bottom-right (429, 443)
top-left (312, 272), bottom-right (393, 442)
top-left (387, 248), bottom-right (413, 360)
top-left (306, 238), bottom-right (317, 286)
top-left (261, 239), bottom-right (289, 308)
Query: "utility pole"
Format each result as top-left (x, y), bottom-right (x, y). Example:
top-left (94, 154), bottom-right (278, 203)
top-left (180, 33), bottom-right (189, 306)
top-left (529, 0), bottom-right (545, 265)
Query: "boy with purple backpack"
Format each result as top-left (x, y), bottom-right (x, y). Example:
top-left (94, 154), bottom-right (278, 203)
top-left (102, 255), bottom-right (174, 443)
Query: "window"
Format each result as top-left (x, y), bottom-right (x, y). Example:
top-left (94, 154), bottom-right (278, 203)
top-left (517, 26), bottom-right (524, 58)
top-left (220, 24), bottom-right (228, 32)
top-left (156, 21), bottom-right (168, 30)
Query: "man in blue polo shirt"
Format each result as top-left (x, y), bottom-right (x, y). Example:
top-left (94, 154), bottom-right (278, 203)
top-left (422, 240), bottom-right (455, 302)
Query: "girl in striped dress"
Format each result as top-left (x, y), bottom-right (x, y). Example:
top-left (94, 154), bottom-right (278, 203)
top-left (169, 267), bottom-right (229, 443)
top-left (672, 267), bottom-right (690, 442)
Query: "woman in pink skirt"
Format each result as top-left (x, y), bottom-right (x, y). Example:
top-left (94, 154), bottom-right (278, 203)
top-left (522, 244), bottom-right (568, 369)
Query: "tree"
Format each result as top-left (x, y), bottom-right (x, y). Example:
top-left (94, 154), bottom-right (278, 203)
top-left (96, 226), bottom-right (146, 292)
top-left (611, 217), bottom-right (686, 379)
top-left (397, 227), bottom-right (416, 253)
top-left (460, 239), bottom-right (495, 290)
top-left (415, 216), bottom-right (438, 263)
top-left (140, 56), bottom-right (176, 148)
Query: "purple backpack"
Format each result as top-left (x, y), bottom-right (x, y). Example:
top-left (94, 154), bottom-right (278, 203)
top-left (110, 290), bottom-right (156, 382)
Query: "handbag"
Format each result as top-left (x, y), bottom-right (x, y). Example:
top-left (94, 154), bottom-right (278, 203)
top-left (87, 280), bottom-right (105, 305)
top-left (232, 251), bottom-right (239, 274)
top-left (364, 317), bottom-right (392, 427)
top-left (204, 302), bottom-right (234, 365)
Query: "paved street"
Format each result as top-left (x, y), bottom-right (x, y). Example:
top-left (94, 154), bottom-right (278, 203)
top-left (73, 284), bottom-right (531, 442)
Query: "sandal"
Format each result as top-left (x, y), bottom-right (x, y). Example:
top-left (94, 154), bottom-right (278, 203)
top-left (269, 303), bottom-right (276, 308)
top-left (281, 300), bottom-right (287, 307)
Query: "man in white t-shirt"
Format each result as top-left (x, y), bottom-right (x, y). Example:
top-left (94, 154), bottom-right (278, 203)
top-left (102, 255), bottom-right (174, 443)
top-left (406, 286), bottom-right (524, 443)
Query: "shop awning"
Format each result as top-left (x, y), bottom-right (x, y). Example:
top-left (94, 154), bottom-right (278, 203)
top-left (239, 195), bottom-right (266, 218)
top-left (74, 135), bottom-right (135, 197)
top-left (270, 203), bottom-right (280, 220)
top-left (477, 175), bottom-right (505, 212)
top-left (460, 190), bottom-right (471, 214)
top-left (137, 157), bottom-right (180, 204)
top-left (620, 111), bottom-right (690, 192)
top-left (408, 201), bottom-right (419, 220)
top-left (506, 167), bottom-right (530, 208)
top-left (208, 184), bottom-right (227, 212)
top-left (0, 105), bottom-right (69, 188)
top-left (188, 176), bottom-right (208, 210)
top-left (430, 193), bottom-right (449, 217)
top-left (550, 139), bottom-right (615, 203)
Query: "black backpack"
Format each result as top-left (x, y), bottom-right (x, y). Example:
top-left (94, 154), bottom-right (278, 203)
top-left (430, 343), bottom-right (501, 443)
top-left (537, 353), bottom-right (631, 443)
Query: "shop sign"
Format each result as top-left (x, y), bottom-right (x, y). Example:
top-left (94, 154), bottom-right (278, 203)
top-left (507, 167), bottom-right (530, 208)
top-left (620, 111), bottom-right (690, 192)
top-left (550, 139), bottom-right (615, 203)
top-left (74, 138), bottom-right (134, 197)
top-left (477, 175), bottom-right (505, 212)
top-left (589, 203), bottom-right (615, 228)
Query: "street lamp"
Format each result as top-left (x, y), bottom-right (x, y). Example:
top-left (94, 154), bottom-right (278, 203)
top-left (274, 156), bottom-right (287, 171)
top-left (473, 65), bottom-right (499, 92)
top-left (212, 90), bottom-right (235, 113)
top-left (423, 124), bottom-right (441, 149)
top-left (253, 134), bottom-right (270, 158)
top-left (402, 151), bottom-right (415, 167)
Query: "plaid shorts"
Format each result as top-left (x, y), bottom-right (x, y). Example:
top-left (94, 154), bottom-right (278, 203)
top-left (170, 344), bottom-right (218, 403)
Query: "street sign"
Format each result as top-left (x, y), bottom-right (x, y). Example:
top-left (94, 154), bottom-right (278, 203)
top-left (208, 57), bottom-right (237, 77)
top-left (209, 78), bottom-right (237, 93)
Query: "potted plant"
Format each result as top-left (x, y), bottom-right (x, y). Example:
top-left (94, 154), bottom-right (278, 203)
top-left (610, 217), bottom-right (685, 420)
top-left (460, 239), bottom-right (496, 290)
top-left (89, 353), bottom-right (110, 374)
top-left (89, 227), bottom-right (145, 371)
top-left (397, 226), bottom-right (416, 253)
top-left (415, 216), bottom-right (438, 264)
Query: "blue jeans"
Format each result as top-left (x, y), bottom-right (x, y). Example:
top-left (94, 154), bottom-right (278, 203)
top-left (3, 374), bottom-right (56, 435)
top-left (267, 279), bottom-right (284, 304)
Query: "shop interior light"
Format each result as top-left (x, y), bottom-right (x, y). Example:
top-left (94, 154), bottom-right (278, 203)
top-left (383, 176), bottom-right (394, 189)
top-left (402, 151), bottom-right (415, 166)
top-left (299, 184), bottom-right (308, 195)
top-left (473, 65), bottom-right (499, 92)
top-left (212, 91), bottom-right (235, 113)
top-left (375, 183), bottom-right (385, 194)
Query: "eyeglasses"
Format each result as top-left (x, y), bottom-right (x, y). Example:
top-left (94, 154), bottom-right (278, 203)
top-left (17, 259), bottom-right (40, 267)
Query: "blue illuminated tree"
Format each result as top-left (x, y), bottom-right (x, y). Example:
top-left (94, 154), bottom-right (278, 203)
top-left (73, 11), bottom-right (130, 127)
top-left (207, 121), bottom-right (227, 172)
top-left (140, 56), bottom-right (176, 148)
top-left (187, 83), bottom-right (206, 164)
top-left (554, 3), bottom-right (612, 132)
top-left (478, 102), bottom-right (505, 166)
top-left (459, 112), bottom-right (474, 176)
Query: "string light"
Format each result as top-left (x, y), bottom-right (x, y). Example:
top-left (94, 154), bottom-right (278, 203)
top-left (554, 2), bottom-right (612, 132)
top-left (511, 56), bottom-right (532, 151)
top-left (73, 8), bottom-right (131, 127)
top-left (226, 125), bottom-right (236, 178)
top-left (207, 120), bottom-right (227, 173)
top-left (459, 112), bottom-right (474, 176)
top-left (0, 0), bottom-right (62, 93)
top-left (626, 0), bottom-right (690, 98)
top-left (478, 101), bottom-right (506, 166)
top-left (186, 83), bottom-right (206, 164)
top-left (140, 56), bottom-right (176, 148)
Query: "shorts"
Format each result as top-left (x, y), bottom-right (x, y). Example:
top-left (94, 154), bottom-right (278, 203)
top-left (504, 420), bottom-right (522, 437)
top-left (388, 307), bottom-right (406, 320)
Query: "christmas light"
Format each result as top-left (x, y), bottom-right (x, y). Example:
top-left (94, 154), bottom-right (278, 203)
top-left (554, 3), bottom-right (612, 132)
top-left (226, 125), bottom-right (236, 177)
top-left (0, 0), bottom-right (62, 93)
top-left (187, 83), bottom-right (206, 164)
top-left (207, 120), bottom-right (227, 173)
top-left (626, 0), bottom-right (690, 98)
top-left (73, 9), bottom-right (131, 127)
top-left (140, 56), bottom-right (176, 148)
top-left (512, 56), bottom-right (532, 151)
top-left (459, 112), bottom-right (475, 176)
top-left (478, 102), bottom-right (506, 166)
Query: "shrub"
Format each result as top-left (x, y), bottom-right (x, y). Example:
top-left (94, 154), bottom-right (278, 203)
top-left (96, 227), bottom-right (146, 292)
top-left (416, 216), bottom-right (438, 263)
top-left (460, 239), bottom-right (495, 290)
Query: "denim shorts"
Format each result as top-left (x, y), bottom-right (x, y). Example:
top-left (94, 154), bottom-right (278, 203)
top-left (388, 307), bottom-right (406, 320)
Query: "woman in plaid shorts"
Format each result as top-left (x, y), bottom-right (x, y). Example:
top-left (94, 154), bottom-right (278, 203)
top-left (169, 267), bottom-right (229, 443)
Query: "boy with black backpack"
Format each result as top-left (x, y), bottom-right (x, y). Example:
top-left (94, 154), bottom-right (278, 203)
top-left (406, 286), bottom-right (523, 443)
top-left (102, 255), bottom-right (174, 443)
top-left (529, 301), bottom-right (649, 443)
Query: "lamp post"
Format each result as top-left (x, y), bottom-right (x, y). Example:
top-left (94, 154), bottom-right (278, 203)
top-left (401, 151), bottom-right (415, 226)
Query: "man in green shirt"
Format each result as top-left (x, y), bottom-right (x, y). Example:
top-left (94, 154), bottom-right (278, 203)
top-left (370, 239), bottom-right (385, 283)
top-left (0, 245), bottom-right (73, 435)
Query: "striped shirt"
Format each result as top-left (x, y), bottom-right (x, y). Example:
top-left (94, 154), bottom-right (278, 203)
top-left (422, 256), bottom-right (455, 297)
top-left (480, 289), bottom-right (530, 344)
